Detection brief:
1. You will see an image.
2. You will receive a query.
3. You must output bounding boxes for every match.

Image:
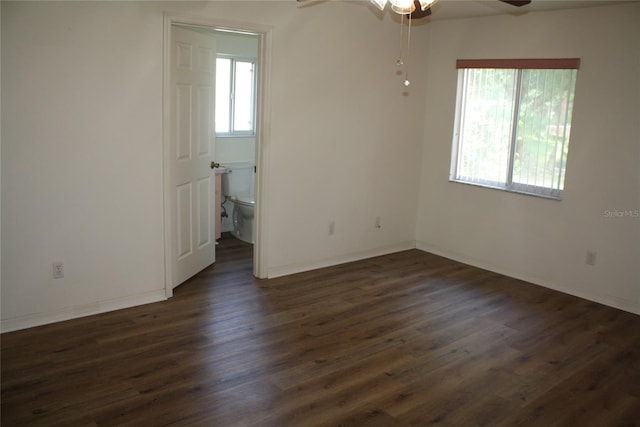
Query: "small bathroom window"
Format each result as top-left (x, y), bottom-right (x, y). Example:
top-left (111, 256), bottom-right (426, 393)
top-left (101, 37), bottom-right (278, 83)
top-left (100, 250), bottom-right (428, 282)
top-left (215, 56), bottom-right (256, 137)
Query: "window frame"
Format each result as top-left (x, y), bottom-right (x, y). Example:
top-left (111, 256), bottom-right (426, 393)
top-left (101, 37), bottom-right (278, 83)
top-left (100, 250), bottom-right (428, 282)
top-left (215, 55), bottom-right (257, 138)
top-left (450, 58), bottom-right (580, 200)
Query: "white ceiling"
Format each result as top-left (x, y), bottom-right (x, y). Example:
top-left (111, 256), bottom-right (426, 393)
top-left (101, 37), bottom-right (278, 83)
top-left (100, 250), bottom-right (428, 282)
top-left (296, 0), bottom-right (639, 24)
top-left (409, 0), bottom-right (638, 21)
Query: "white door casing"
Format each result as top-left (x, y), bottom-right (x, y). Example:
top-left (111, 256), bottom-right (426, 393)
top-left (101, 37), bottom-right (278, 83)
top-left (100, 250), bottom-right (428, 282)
top-left (164, 14), bottom-right (271, 297)
top-left (170, 25), bottom-right (217, 288)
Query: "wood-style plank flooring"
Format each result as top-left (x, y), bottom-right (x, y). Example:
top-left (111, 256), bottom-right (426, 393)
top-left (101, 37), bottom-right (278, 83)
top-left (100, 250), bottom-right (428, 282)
top-left (2, 234), bottom-right (640, 426)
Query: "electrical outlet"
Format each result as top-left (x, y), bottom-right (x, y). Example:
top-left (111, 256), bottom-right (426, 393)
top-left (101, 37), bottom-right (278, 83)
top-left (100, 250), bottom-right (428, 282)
top-left (328, 220), bottom-right (335, 236)
top-left (52, 262), bottom-right (64, 279)
top-left (586, 251), bottom-right (597, 266)
top-left (375, 216), bottom-right (382, 229)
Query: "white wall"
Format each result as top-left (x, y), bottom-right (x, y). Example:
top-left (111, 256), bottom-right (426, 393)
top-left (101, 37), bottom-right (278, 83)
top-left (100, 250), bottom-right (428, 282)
top-left (6, 1), bottom-right (634, 332)
top-left (0, 3), bottom-right (3, 320)
top-left (1, 1), bottom-right (168, 330)
top-left (216, 136), bottom-right (255, 164)
top-left (1, 1), bottom-right (425, 331)
top-left (265, 2), bottom-right (427, 275)
top-left (415, 3), bottom-right (640, 314)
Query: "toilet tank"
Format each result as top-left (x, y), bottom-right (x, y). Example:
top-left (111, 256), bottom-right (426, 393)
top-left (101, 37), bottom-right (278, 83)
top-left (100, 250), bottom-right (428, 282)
top-left (221, 162), bottom-right (255, 197)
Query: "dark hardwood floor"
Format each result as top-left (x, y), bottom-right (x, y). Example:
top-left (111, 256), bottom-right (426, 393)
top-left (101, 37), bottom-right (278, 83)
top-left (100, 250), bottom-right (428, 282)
top-left (2, 233), bottom-right (639, 426)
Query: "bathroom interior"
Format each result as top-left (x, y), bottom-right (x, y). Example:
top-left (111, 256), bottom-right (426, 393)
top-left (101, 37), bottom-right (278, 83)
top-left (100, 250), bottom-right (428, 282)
top-left (211, 29), bottom-right (259, 251)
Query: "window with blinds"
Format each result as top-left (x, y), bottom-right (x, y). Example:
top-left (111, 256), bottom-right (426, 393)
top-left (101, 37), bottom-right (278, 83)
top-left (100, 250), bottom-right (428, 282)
top-left (450, 58), bottom-right (580, 199)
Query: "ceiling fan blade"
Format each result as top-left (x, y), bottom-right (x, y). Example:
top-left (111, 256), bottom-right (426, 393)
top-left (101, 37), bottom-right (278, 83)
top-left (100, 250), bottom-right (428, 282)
top-left (499, 0), bottom-right (532, 6)
top-left (410, 0), bottom-right (432, 19)
top-left (296, 0), bottom-right (331, 8)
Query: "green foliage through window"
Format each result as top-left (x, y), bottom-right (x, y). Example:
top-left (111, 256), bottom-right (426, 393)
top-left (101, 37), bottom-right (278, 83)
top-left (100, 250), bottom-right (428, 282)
top-left (451, 65), bottom-right (577, 199)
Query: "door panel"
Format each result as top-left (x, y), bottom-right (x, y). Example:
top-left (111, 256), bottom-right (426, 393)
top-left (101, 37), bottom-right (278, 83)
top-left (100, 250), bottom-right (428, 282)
top-left (197, 86), bottom-right (212, 157)
top-left (171, 25), bottom-right (217, 288)
top-left (177, 182), bottom-right (193, 260)
top-left (176, 84), bottom-right (192, 161)
top-left (197, 177), bottom-right (212, 249)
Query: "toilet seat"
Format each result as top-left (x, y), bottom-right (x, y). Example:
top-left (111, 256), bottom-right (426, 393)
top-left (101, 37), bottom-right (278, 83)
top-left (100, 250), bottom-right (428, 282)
top-left (234, 196), bottom-right (255, 206)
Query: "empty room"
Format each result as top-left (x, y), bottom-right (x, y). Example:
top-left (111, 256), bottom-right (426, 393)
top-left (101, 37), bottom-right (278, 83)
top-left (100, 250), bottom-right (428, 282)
top-left (1, 0), bottom-right (639, 425)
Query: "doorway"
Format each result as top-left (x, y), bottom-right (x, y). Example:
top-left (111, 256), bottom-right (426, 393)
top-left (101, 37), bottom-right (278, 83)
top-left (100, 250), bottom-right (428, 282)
top-left (163, 14), bottom-right (271, 298)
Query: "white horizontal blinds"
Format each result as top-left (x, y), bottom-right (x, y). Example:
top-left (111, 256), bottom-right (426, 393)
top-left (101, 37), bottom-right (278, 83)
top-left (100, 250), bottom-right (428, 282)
top-left (454, 58), bottom-right (580, 199)
top-left (457, 68), bottom-right (515, 186)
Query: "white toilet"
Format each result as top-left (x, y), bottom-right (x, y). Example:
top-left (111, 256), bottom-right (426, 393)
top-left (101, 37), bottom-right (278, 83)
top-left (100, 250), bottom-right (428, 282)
top-left (221, 163), bottom-right (256, 244)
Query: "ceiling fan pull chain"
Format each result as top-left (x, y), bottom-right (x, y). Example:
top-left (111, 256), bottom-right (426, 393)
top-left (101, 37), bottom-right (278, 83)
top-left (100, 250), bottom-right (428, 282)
top-left (397, 14), bottom-right (405, 66)
top-left (404, 13), bottom-right (412, 86)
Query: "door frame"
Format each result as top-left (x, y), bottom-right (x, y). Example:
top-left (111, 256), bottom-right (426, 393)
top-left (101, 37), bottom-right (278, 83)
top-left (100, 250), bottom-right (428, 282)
top-left (163, 12), bottom-right (272, 297)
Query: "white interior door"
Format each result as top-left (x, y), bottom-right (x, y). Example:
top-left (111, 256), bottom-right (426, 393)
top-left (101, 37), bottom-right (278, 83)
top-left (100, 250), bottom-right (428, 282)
top-left (170, 25), bottom-right (217, 288)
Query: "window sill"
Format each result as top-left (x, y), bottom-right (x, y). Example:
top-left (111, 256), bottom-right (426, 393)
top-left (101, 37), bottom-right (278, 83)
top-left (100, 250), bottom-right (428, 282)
top-left (216, 134), bottom-right (256, 139)
top-left (449, 178), bottom-right (563, 201)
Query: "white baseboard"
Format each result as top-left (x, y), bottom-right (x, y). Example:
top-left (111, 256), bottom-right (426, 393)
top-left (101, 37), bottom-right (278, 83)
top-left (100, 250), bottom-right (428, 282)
top-left (415, 240), bottom-right (640, 316)
top-left (0, 289), bottom-right (167, 333)
top-left (267, 241), bottom-right (416, 279)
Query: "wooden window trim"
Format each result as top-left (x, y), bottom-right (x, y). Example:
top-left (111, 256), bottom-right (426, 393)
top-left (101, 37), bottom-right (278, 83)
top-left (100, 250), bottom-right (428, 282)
top-left (456, 58), bottom-right (580, 70)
